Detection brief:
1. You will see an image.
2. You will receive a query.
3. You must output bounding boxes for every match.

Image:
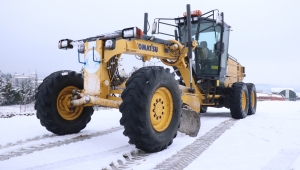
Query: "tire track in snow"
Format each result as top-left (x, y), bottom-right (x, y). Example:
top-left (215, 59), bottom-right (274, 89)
top-left (104, 150), bottom-right (151, 170)
top-left (102, 119), bottom-right (236, 170)
top-left (0, 133), bottom-right (56, 150)
top-left (153, 119), bottom-right (237, 170)
top-left (0, 126), bottom-right (123, 161)
top-left (24, 144), bottom-right (135, 170)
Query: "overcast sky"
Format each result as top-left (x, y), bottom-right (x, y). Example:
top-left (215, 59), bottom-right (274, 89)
top-left (0, 0), bottom-right (299, 87)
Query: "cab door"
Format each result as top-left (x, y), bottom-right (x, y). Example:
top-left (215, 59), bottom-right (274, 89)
top-left (218, 23), bottom-right (230, 87)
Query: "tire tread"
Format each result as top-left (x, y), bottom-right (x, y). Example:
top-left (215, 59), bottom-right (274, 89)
top-left (35, 70), bottom-right (93, 135)
top-left (119, 66), bottom-right (181, 153)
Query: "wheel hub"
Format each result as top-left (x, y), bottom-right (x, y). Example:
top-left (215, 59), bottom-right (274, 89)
top-left (150, 87), bottom-right (173, 132)
top-left (242, 91), bottom-right (247, 110)
top-left (251, 91), bottom-right (255, 108)
top-left (153, 99), bottom-right (164, 119)
top-left (57, 86), bottom-right (83, 121)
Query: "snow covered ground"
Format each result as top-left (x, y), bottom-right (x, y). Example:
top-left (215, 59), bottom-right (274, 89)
top-left (0, 101), bottom-right (300, 170)
top-left (0, 104), bottom-right (35, 118)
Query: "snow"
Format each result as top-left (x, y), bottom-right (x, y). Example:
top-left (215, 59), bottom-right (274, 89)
top-left (186, 101), bottom-right (300, 170)
top-left (0, 104), bottom-right (35, 118)
top-left (0, 101), bottom-right (300, 169)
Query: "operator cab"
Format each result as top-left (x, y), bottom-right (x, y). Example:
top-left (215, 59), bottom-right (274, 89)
top-left (150, 9), bottom-right (231, 86)
top-left (176, 10), bottom-right (230, 83)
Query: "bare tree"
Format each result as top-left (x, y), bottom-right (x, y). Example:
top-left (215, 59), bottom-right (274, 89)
top-left (19, 78), bottom-right (34, 111)
top-left (34, 71), bottom-right (38, 99)
top-left (0, 72), bottom-right (4, 105)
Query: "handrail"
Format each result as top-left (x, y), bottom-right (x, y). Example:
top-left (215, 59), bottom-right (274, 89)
top-left (228, 54), bottom-right (237, 61)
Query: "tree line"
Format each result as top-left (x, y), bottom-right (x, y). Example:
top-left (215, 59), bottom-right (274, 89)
top-left (0, 73), bottom-right (38, 106)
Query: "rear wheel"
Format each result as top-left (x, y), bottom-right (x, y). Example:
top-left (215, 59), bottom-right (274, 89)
top-left (229, 82), bottom-right (249, 119)
top-left (35, 70), bottom-right (94, 135)
top-left (119, 66), bottom-right (182, 153)
top-left (246, 83), bottom-right (257, 115)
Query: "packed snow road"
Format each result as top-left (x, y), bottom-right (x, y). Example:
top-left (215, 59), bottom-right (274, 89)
top-left (0, 101), bottom-right (300, 170)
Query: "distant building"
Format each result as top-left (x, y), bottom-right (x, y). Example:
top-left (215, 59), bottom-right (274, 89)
top-left (12, 72), bottom-right (43, 88)
top-left (12, 74), bottom-right (29, 87)
top-left (271, 88), bottom-right (294, 93)
top-left (255, 85), bottom-right (298, 101)
top-left (271, 88), bottom-right (297, 101)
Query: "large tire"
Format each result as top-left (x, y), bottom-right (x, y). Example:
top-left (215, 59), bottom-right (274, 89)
top-left (200, 106), bottom-right (207, 113)
top-left (35, 70), bottom-right (94, 135)
top-left (246, 83), bottom-right (257, 115)
top-left (119, 66), bottom-right (182, 153)
top-left (229, 82), bottom-right (249, 119)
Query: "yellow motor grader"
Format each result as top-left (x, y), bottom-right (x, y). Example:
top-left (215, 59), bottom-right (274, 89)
top-left (35, 4), bottom-right (257, 153)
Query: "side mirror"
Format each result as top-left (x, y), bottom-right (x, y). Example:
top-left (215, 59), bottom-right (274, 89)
top-left (58, 39), bottom-right (73, 50)
top-left (214, 41), bottom-right (224, 57)
top-left (151, 22), bottom-right (157, 34)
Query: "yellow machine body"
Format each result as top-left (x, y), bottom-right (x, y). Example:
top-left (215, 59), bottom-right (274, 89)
top-left (70, 39), bottom-right (201, 110)
top-left (35, 5), bottom-right (256, 153)
top-left (70, 36), bottom-right (245, 112)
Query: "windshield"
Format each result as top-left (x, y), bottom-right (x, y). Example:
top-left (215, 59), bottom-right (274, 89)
top-left (179, 20), bottom-right (221, 48)
top-left (179, 20), bottom-right (223, 76)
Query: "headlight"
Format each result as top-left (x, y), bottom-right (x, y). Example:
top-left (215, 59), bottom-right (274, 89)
top-left (122, 27), bottom-right (143, 39)
top-left (58, 39), bottom-right (73, 49)
top-left (192, 16), bottom-right (199, 22)
top-left (105, 39), bottom-right (116, 50)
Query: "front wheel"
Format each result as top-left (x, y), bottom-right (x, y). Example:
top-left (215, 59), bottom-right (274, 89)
top-left (119, 66), bottom-right (182, 153)
top-left (35, 70), bottom-right (94, 135)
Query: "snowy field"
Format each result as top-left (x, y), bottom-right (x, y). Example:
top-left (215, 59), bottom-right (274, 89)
top-left (0, 104), bottom-right (35, 118)
top-left (0, 101), bottom-right (300, 170)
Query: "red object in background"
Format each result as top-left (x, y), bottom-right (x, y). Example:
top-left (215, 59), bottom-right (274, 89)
top-left (257, 94), bottom-right (285, 101)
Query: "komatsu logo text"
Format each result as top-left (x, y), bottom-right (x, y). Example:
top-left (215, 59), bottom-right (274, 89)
top-left (137, 43), bottom-right (158, 53)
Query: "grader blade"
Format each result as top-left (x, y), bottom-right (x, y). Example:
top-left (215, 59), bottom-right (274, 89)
top-left (178, 108), bottom-right (200, 137)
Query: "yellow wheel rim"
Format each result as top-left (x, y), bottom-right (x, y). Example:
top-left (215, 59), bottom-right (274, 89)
top-left (150, 87), bottom-right (173, 132)
top-left (251, 91), bottom-right (255, 108)
top-left (242, 91), bottom-right (247, 110)
top-left (57, 86), bottom-right (83, 121)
